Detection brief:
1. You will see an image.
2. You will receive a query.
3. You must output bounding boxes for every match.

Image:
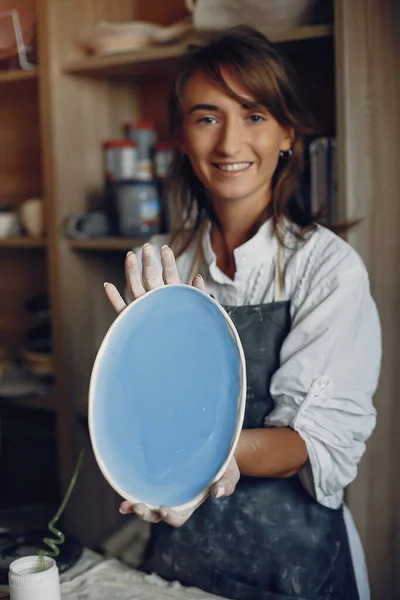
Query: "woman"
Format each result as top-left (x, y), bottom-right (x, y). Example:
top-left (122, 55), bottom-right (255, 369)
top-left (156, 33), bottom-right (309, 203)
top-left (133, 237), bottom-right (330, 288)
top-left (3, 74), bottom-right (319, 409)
top-left (105, 26), bottom-right (381, 600)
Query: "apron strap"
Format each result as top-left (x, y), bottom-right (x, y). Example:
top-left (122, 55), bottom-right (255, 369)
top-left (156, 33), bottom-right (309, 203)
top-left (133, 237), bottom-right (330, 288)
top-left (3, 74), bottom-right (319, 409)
top-left (188, 221), bottom-right (285, 302)
top-left (274, 240), bottom-right (285, 303)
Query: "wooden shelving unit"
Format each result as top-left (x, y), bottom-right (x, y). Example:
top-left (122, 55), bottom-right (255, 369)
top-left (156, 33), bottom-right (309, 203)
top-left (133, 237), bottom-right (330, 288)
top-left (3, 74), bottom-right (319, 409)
top-left (0, 16), bottom-right (53, 531)
top-left (64, 24), bottom-right (333, 79)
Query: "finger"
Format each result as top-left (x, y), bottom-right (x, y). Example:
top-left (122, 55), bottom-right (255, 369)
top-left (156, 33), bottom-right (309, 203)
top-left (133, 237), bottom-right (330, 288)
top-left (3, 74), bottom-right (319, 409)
top-left (134, 503), bottom-right (162, 523)
top-left (192, 273), bottom-right (207, 293)
top-left (159, 505), bottom-right (195, 528)
top-left (211, 478), bottom-right (235, 499)
top-left (119, 501), bottom-right (161, 523)
top-left (119, 500), bottom-right (135, 514)
top-left (142, 244), bottom-right (163, 291)
top-left (159, 491), bottom-right (207, 527)
top-left (211, 459), bottom-right (240, 499)
top-left (161, 245), bottom-right (181, 285)
top-left (125, 251), bottom-right (146, 300)
top-left (104, 282), bottom-right (126, 314)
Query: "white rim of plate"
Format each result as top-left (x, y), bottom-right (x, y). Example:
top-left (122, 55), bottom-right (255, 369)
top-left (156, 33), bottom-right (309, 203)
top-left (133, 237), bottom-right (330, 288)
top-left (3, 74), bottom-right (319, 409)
top-left (88, 283), bottom-right (247, 512)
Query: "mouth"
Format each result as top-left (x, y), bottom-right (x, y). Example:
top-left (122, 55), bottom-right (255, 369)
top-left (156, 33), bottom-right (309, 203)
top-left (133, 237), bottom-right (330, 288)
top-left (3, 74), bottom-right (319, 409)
top-left (212, 162), bottom-right (253, 173)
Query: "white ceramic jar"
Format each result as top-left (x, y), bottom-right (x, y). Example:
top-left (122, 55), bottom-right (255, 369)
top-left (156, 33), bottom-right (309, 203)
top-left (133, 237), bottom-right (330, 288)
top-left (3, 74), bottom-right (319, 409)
top-left (185, 0), bottom-right (318, 34)
top-left (8, 556), bottom-right (61, 600)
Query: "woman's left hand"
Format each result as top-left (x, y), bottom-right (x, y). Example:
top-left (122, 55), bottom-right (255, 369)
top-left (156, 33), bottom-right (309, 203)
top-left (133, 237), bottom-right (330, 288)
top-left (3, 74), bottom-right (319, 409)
top-left (119, 455), bottom-right (240, 527)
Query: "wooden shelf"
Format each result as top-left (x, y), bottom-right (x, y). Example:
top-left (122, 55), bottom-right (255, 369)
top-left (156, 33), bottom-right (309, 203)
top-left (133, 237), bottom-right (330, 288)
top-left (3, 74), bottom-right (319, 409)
top-left (68, 237), bottom-right (149, 251)
top-left (0, 394), bottom-right (56, 412)
top-left (268, 23), bottom-right (333, 43)
top-left (0, 237), bottom-right (47, 249)
top-left (0, 68), bottom-right (39, 84)
top-left (64, 25), bottom-right (333, 78)
top-left (65, 41), bottom-right (190, 78)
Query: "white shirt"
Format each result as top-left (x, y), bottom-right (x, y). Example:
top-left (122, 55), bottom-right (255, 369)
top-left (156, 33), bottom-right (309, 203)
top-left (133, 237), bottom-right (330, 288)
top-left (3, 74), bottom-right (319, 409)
top-left (143, 219), bottom-right (381, 510)
top-left (136, 219), bottom-right (380, 599)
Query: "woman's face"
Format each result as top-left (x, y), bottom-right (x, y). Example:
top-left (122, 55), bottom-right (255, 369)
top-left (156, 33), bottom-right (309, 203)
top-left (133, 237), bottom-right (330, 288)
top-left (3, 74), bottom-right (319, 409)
top-left (178, 68), bottom-right (292, 211)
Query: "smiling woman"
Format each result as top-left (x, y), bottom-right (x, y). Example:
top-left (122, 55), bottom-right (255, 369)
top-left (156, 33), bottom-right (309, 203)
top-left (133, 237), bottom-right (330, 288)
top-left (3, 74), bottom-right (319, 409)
top-left (104, 25), bottom-right (381, 600)
top-left (168, 28), bottom-right (315, 269)
top-left (180, 69), bottom-right (292, 215)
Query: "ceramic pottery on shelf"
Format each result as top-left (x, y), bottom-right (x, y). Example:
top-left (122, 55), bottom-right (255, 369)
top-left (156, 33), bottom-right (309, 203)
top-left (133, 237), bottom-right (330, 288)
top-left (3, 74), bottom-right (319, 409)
top-left (89, 285), bottom-right (246, 511)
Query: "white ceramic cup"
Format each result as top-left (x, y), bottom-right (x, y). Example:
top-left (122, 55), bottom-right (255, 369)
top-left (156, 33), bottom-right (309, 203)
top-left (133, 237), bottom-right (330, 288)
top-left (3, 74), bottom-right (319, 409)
top-left (19, 198), bottom-right (44, 238)
top-left (0, 212), bottom-right (20, 238)
top-left (8, 556), bottom-right (61, 600)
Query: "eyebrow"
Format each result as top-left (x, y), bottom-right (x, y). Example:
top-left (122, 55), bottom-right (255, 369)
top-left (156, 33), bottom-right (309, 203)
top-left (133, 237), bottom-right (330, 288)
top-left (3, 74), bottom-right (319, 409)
top-left (188, 101), bottom-right (265, 115)
top-left (188, 104), bottom-right (218, 114)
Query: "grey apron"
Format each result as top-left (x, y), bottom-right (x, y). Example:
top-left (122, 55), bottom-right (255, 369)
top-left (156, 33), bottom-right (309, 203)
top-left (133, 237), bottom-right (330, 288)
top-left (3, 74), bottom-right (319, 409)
top-left (142, 239), bottom-right (359, 600)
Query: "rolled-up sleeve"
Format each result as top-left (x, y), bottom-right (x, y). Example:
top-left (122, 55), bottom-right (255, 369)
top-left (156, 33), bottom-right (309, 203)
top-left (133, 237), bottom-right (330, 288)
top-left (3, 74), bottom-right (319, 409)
top-left (266, 255), bottom-right (381, 508)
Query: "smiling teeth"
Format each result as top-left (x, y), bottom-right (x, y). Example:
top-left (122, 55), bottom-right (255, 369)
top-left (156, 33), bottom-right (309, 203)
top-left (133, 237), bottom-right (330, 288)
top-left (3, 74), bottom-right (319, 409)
top-left (217, 162), bottom-right (251, 171)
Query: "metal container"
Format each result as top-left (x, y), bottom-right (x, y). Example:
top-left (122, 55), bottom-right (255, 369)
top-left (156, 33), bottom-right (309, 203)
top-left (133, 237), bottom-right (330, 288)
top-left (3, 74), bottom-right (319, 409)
top-left (103, 139), bottom-right (137, 182)
top-left (115, 180), bottom-right (161, 237)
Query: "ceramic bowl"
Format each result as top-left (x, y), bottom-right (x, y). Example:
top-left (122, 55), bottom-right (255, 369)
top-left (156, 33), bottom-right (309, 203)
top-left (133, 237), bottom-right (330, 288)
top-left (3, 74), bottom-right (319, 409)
top-left (89, 284), bottom-right (246, 511)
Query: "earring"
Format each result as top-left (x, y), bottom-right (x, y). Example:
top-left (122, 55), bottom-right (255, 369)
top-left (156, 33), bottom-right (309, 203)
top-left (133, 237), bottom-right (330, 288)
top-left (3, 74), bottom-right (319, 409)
top-left (279, 149), bottom-right (293, 159)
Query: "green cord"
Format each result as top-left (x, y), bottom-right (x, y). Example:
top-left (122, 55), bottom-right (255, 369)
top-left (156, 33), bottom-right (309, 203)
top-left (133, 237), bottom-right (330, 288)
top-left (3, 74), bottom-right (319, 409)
top-left (38, 450), bottom-right (84, 572)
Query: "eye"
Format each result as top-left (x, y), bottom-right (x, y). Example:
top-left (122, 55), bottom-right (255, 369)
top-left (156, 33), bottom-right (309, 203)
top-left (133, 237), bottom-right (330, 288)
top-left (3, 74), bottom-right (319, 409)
top-left (197, 116), bottom-right (217, 125)
top-left (248, 114), bottom-right (265, 124)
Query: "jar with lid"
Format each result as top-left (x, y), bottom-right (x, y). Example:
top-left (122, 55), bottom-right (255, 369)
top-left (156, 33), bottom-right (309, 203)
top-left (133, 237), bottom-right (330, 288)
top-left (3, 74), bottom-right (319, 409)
top-left (124, 122), bottom-right (157, 181)
top-left (8, 556), bottom-right (61, 600)
top-left (103, 140), bottom-right (137, 182)
top-left (115, 180), bottom-right (161, 237)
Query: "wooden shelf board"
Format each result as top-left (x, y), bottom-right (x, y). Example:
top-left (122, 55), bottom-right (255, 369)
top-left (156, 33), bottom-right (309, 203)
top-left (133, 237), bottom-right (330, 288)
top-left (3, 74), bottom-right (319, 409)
top-left (64, 25), bottom-right (333, 78)
top-left (0, 394), bottom-right (56, 412)
top-left (68, 237), bottom-right (149, 251)
top-left (0, 68), bottom-right (39, 84)
top-left (0, 237), bottom-right (47, 249)
top-left (65, 42), bottom-right (189, 78)
top-left (268, 23), bottom-right (333, 43)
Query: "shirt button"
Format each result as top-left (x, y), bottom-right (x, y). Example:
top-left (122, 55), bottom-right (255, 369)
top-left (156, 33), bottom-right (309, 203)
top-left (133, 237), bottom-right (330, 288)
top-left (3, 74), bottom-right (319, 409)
top-left (319, 377), bottom-right (330, 390)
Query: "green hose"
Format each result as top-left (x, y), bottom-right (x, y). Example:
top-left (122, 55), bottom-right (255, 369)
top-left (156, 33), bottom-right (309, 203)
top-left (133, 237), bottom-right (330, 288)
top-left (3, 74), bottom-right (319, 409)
top-left (38, 450), bottom-right (84, 572)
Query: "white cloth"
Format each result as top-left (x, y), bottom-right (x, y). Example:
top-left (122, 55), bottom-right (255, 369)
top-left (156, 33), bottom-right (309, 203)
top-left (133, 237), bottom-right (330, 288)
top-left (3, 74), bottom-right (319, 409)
top-left (135, 219), bottom-right (381, 600)
top-left (60, 550), bottom-right (222, 600)
top-left (343, 505), bottom-right (371, 600)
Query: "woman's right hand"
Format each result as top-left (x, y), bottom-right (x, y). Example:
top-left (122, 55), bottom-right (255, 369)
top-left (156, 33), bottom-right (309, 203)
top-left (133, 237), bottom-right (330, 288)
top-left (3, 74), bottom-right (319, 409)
top-left (104, 242), bottom-right (206, 314)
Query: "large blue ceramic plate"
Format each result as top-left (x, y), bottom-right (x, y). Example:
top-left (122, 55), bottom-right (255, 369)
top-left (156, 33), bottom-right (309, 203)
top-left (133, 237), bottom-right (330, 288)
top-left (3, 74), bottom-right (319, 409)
top-left (89, 285), bottom-right (246, 510)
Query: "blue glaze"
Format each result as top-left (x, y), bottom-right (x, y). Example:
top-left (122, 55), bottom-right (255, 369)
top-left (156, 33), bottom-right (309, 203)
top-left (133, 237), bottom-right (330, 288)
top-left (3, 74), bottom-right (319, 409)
top-left (90, 286), bottom-right (243, 508)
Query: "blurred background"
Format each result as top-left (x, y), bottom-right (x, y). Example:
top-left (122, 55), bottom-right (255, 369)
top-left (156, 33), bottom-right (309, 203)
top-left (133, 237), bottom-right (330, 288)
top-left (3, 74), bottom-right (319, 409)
top-left (0, 1), bottom-right (398, 598)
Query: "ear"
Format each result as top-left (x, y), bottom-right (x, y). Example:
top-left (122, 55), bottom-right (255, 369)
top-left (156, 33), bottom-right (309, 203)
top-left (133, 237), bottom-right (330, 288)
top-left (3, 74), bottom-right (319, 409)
top-left (280, 127), bottom-right (294, 152)
top-left (174, 127), bottom-right (188, 155)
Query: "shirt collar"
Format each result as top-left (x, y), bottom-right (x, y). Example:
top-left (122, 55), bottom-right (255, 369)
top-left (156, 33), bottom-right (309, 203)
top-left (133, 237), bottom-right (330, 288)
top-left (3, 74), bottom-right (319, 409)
top-left (202, 218), bottom-right (277, 283)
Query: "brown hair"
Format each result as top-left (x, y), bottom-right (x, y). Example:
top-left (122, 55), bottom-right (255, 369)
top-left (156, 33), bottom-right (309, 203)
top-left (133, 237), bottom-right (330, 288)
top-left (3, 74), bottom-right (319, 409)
top-left (167, 25), bottom-right (318, 256)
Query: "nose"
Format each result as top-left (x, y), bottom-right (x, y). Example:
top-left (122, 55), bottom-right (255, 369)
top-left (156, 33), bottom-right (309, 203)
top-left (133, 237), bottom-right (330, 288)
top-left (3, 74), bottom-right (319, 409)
top-left (215, 118), bottom-right (241, 157)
